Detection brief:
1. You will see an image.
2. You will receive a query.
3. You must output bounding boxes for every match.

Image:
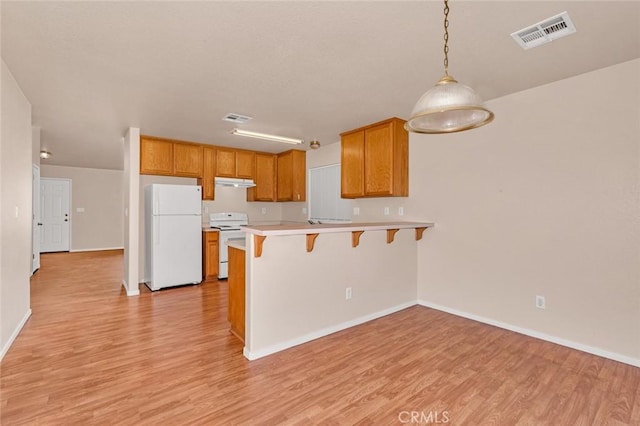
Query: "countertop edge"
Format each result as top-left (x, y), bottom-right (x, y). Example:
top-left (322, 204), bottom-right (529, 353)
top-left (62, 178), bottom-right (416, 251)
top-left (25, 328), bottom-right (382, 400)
top-left (227, 241), bottom-right (246, 251)
top-left (241, 222), bottom-right (435, 236)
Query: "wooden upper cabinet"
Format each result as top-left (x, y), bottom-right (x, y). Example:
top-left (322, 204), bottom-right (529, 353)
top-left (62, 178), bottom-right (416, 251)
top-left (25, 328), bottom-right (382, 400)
top-left (140, 136), bottom-right (204, 180)
top-left (340, 131), bottom-right (365, 198)
top-left (235, 150), bottom-right (255, 179)
top-left (215, 149), bottom-right (255, 179)
top-left (140, 136), bottom-right (173, 175)
top-left (248, 153), bottom-right (276, 202)
top-left (277, 150), bottom-right (306, 202)
top-left (340, 117), bottom-right (408, 198)
top-left (173, 143), bottom-right (203, 178)
top-left (216, 149), bottom-right (236, 177)
top-left (198, 147), bottom-right (216, 200)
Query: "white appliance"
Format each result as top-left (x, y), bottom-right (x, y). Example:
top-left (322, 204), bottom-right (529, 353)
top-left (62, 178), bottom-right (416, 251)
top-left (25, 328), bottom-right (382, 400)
top-left (209, 212), bottom-right (248, 279)
top-left (214, 177), bottom-right (256, 188)
top-left (145, 184), bottom-right (202, 291)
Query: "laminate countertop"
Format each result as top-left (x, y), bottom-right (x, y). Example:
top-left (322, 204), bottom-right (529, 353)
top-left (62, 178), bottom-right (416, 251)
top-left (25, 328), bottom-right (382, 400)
top-left (241, 221), bottom-right (434, 236)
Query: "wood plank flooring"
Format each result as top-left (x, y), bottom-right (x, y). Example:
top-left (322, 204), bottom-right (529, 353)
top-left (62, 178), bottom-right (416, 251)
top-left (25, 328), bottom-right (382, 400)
top-left (1, 250), bottom-right (639, 425)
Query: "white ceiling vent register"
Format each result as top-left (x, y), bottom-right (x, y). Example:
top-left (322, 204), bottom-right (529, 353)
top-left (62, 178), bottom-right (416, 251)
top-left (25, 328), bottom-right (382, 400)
top-left (222, 113), bottom-right (252, 124)
top-left (511, 11), bottom-right (576, 50)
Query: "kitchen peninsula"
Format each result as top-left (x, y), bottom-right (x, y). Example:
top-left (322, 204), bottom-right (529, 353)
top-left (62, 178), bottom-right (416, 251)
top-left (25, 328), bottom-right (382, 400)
top-left (238, 221), bottom-right (434, 360)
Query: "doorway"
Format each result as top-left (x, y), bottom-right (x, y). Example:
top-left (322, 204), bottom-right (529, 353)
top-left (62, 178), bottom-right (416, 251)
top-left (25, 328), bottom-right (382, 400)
top-left (40, 178), bottom-right (71, 253)
top-left (32, 165), bottom-right (41, 273)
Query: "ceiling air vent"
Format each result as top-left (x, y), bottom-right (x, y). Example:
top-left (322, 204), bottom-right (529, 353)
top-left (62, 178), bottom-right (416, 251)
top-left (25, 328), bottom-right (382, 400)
top-left (222, 113), bottom-right (252, 124)
top-left (511, 11), bottom-right (576, 50)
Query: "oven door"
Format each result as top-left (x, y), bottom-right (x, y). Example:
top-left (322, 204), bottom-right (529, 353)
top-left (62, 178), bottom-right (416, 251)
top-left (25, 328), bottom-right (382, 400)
top-left (218, 230), bottom-right (245, 279)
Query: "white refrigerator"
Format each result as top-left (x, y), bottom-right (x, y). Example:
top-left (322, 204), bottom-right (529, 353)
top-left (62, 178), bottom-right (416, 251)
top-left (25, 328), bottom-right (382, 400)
top-left (145, 184), bottom-right (202, 291)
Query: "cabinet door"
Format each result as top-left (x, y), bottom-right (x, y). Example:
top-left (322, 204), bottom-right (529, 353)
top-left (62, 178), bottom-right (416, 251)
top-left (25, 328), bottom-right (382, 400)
top-left (340, 130), bottom-right (365, 198)
top-left (248, 153), bottom-right (276, 202)
top-left (199, 147), bottom-right (216, 200)
top-left (276, 151), bottom-right (293, 201)
top-left (174, 143), bottom-right (203, 177)
top-left (202, 232), bottom-right (219, 281)
top-left (236, 151), bottom-right (255, 179)
top-left (140, 137), bottom-right (173, 175)
top-left (364, 122), bottom-right (394, 196)
top-left (228, 246), bottom-right (246, 342)
top-left (216, 149), bottom-right (236, 177)
top-left (291, 150), bottom-right (306, 201)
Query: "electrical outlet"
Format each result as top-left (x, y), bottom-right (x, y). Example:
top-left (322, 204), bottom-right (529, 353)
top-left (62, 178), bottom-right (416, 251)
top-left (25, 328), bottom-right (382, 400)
top-left (261, 207), bottom-right (267, 215)
top-left (345, 287), bottom-right (352, 300)
top-left (204, 206), bottom-right (209, 214)
top-left (353, 207), bottom-right (360, 216)
top-left (398, 207), bottom-right (404, 216)
top-left (384, 207), bottom-right (390, 216)
top-left (536, 295), bottom-right (546, 309)
top-left (302, 207), bottom-right (307, 214)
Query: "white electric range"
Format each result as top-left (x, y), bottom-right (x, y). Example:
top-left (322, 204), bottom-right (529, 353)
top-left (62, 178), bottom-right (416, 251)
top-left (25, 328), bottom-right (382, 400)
top-left (209, 212), bottom-right (248, 279)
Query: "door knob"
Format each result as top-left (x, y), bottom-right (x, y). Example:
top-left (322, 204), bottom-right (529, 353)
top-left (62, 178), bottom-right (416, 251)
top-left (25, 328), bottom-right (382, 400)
top-left (64, 219), bottom-right (69, 222)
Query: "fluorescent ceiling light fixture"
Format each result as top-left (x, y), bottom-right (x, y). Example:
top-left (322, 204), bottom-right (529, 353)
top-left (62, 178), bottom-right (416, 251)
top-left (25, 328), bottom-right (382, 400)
top-left (231, 129), bottom-right (303, 145)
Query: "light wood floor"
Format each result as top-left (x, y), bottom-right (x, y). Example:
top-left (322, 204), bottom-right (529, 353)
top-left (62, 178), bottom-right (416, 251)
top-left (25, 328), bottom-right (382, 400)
top-left (1, 250), bottom-right (639, 425)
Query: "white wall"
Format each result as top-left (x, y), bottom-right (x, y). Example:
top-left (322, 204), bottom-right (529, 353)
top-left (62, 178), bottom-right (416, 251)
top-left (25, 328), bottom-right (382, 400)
top-left (32, 126), bottom-right (40, 166)
top-left (123, 128), bottom-right (140, 296)
top-left (413, 59), bottom-right (640, 363)
top-left (245, 229), bottom-right (417, 359)
top-left (40, 165), bottom-right (124, 251)
top-left (1, 60), bottom-right (33, 359)
top-left (202, 186), bottom-right (283, 225)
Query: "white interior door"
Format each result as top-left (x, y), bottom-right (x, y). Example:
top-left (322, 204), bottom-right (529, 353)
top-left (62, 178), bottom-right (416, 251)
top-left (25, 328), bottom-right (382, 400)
top-left (32, 165), bottom-right (41, 273)
top-left (40, 178), bottom-right (71, 253)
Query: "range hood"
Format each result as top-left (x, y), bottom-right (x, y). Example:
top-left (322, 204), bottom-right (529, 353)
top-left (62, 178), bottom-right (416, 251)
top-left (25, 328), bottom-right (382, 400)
top-left (215, 177), bottom-right (256, 188)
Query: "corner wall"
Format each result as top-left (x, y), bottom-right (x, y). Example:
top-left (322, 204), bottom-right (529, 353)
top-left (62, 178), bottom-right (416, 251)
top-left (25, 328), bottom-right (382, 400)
top-left (123, 128), bottom-right (140, 296)
top-left (413, 59), bottom-right (640, 363)
top-left (1, 60), bottom-right (33, 359)
top-left (40, 165), bottom-right (124, 251)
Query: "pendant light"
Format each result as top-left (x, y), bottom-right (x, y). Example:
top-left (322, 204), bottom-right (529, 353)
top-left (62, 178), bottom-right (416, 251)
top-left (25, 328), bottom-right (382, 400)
top-left (406, 0), bottom-right (494, 134)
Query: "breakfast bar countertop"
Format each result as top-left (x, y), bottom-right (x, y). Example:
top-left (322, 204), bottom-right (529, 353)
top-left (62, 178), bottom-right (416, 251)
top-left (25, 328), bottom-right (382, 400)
top-left (241, 221), bottom-right (435, 237)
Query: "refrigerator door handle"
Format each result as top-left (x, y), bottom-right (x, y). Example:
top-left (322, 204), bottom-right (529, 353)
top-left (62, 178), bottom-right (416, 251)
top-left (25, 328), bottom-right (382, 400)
top-left (154, 217), bottom-right (159, 245)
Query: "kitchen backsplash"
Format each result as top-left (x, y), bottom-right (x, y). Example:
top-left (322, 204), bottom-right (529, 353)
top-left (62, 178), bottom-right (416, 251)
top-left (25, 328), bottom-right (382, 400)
top-left (202, 186), bottom-right (282, 224)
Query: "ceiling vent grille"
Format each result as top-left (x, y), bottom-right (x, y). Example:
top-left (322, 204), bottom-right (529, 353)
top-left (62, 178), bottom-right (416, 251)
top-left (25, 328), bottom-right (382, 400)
top-left (511, 11), bottom-right (576, 50)
top-left (222, 113), bottom-right (253, 124)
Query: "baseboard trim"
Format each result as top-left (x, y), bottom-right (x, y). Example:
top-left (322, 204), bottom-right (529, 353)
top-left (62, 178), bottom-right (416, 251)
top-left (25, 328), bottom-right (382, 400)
top-left (121, 280), bottom-right (140, 297)
top-left (70, 247), bottom-right (124, 253)
top-left (0, 309), bottom-right (32, 362)
top-left (243, 301), bottom-right (416, 361)
top-left (417, 300), bottom-right (640, 368)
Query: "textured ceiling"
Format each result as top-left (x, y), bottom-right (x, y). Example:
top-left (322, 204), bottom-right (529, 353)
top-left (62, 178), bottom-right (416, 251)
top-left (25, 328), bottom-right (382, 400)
top-left (2, 1), bottom-right (639, 170)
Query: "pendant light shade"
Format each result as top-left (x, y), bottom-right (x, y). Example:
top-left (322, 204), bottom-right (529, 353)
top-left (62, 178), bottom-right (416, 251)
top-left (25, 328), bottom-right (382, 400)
top-left (406, 75), bottom-right (494, 133)
top-left (406, 0), bottom-right (494, 134)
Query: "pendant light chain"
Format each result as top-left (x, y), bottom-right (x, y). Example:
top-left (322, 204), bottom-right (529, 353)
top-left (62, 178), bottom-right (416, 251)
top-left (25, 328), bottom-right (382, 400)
top-left (443, 0), bottom-right (450, 76)
top-left (405, 0), bottom-right (494, 134)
